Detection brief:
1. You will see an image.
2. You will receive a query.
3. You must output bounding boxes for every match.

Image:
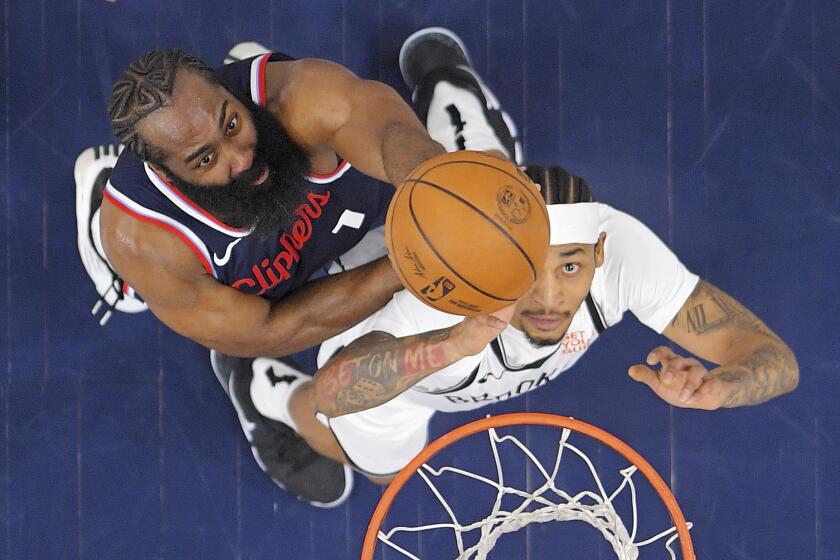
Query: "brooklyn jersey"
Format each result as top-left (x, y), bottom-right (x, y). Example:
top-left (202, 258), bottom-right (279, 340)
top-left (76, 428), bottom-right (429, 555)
top-left (103, 52), bottom-right (394, 301)
top-left (318, 203), bottom-right (700, 413)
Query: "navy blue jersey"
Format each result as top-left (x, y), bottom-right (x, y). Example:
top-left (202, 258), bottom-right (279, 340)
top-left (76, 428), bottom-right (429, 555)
top-left (104, 52), bottom-right (394, 301)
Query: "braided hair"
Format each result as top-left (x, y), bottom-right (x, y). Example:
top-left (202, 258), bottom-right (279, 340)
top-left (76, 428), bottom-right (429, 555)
top-left (524, 165), bottom-right (594, 204)
top-left (108, 49), bottom-right (217, 164)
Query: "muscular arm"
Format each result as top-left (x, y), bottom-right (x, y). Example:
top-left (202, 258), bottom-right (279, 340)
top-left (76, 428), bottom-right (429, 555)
top-left (271, 59), bottom-right (445, 186)
top-left (312, 308), bottom-right (513, 417)
top-left (661, 281), bottom-right (799, 407)
top-left (100, 199), bottom-right (402, 357)
top-left (313, 329), bottom-right (459, 417)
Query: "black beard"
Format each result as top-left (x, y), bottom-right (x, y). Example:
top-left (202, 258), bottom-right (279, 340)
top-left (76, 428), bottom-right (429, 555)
top-left (162, 91), bottom-right (312, 239)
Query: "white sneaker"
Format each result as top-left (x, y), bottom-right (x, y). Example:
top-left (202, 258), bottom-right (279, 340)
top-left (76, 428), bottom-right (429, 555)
top-left (224, 42), bottom-right (271, 65)
top-left (400, 27), bottom-right (523, 163)
top-left (75, 145), bottom-right (148, 325)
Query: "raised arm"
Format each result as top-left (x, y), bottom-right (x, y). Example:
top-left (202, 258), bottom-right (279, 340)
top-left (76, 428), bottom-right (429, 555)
top-left (270, 58), bottom-right (446, 186)
top-left (629, 280), bottom-right (799, 409)
top-left (312, 307), bottom-right (514, 417)
top-left (99, 199), bottom-right (403, 357)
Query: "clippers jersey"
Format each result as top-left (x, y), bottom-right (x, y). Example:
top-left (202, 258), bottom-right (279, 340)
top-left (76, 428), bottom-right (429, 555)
top-left (103, 52), bottom-right (394, 301)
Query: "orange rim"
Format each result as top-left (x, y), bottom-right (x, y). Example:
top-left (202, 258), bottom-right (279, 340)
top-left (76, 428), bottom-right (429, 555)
top-left (362, 412), bottom-right (695, 559)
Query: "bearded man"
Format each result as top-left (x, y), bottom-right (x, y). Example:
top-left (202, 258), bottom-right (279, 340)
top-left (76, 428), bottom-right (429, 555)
top-left (75, 31), bottom-right (520, 506)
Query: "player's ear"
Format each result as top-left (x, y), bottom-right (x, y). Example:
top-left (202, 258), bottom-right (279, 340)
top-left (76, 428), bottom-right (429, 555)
top-left (594, 232), bottom-right (606, 268)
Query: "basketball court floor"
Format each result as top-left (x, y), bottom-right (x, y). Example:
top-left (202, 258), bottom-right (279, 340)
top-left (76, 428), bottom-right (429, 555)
top-left (2, 1), bottom-right (839, 558)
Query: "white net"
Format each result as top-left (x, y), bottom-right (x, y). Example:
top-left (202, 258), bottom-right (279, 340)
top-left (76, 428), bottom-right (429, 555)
top-left (376, 425), bottom-right (691, 560)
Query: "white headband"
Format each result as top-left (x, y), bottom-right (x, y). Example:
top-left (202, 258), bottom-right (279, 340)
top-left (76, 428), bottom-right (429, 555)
top-left (547, 202), bottom-right (601, 245)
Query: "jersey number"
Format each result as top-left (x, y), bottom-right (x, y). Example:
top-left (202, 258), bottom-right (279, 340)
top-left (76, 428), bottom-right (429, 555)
top-left (331, 209), bottom-right (365, 234)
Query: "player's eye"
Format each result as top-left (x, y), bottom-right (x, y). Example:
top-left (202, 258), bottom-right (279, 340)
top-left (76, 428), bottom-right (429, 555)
top-left (197, 153), bottom-right (214, 168)
top-left (562, 263), bottom-right (580, 274)
top-left (226, 114), bottom-right (238, 135)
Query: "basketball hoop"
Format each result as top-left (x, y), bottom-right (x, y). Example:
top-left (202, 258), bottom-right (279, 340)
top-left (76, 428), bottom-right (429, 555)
top-left (362, 413), bottom-right (694, 559)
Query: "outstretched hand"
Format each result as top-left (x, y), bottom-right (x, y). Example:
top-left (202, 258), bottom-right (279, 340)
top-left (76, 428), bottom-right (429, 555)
top-left (628, 346), bottom-right (727, 410)
top-left (450, 305), bottom-right (515, 357)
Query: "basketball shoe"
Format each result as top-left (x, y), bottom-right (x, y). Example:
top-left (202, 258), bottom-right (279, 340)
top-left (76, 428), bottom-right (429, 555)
top-left (224, 41), bottom-right (270, 65)
top-left (210, 350), bottom-right (354, 508)
top-left (399, 27), bottom-right (522, 164)
top-left (75, 144), bottom-right (148, 325)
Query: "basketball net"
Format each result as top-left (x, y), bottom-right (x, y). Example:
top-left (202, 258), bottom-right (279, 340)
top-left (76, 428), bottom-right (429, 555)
top-left (363, 413), bottom-right (694, 560)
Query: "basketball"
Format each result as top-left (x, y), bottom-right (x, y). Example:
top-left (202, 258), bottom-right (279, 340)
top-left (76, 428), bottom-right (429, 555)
top-left (385, 150), bottom-right (549, 316)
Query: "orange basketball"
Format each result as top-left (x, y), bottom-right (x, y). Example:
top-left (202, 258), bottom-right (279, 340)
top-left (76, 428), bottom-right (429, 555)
top-left (385, 151), bottom-right (549, 316)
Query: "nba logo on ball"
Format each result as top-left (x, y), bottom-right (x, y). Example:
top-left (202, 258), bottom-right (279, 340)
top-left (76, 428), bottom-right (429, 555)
top-left (420, 276), bottom-right (456, 302)
top-left (386, 151), bottom-right (550, 316)
top-left (496, 186), bottom-right (531, 224)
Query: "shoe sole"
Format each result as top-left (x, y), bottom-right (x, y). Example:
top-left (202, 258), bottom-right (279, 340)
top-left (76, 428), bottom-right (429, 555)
top-left (208, 350), bottom-right (354, 508)
top-left (399, 27), bottom-right (473, 89)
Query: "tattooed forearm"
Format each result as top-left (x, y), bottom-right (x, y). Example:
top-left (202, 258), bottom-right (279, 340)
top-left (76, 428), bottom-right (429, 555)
top-left (670, 281), bottom-right (774, 337)
top-left (711, 342), bottom-right (799, 407)
top-left (314, 328), bottom-right (458, 417)
top-left (663, 280), bottom-right (799, 407)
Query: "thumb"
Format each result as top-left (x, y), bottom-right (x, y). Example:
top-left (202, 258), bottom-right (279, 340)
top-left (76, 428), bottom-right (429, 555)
top-left (490, 304), bottom-right (516, 323)
top-left (628, 364), bottom-right (659, 387)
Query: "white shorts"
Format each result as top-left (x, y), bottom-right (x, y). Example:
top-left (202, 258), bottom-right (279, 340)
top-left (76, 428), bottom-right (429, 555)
top-left (323, 394), bottom-right (436, 478)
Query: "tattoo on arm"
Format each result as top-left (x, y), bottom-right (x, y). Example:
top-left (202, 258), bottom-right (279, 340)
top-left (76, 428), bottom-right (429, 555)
top-left (669, 281), bottom-right (774, 337)
top-left (314, 328), bottom-right (455, 417)
top-left (713, 342), bottom-right (800, 407)
top-left (669, 281), bottom-right (799, 407)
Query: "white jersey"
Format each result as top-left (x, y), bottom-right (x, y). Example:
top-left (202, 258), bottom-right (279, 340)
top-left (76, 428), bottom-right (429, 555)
top-left (318, 203), bottom-right (699, 413)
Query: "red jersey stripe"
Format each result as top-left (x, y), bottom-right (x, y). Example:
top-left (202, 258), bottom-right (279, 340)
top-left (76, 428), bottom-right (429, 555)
top-left (104, 189), bottom-right (215, 276)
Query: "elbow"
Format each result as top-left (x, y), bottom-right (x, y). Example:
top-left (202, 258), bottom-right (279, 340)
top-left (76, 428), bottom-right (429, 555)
top-left (211, 337), bottom-right (298, 359)
top-left (311, 377), bottom-right (339, 419)
top-left (193, 328), bottom-right (297, 359)
top-left (204, 315), bottom-right (302, 358)
top-left (207, 341), bottom-right (265, 358)
top-left (784, 348), bottom-right (800, 394)
top-left (314, 400), bottom-right (340, 421)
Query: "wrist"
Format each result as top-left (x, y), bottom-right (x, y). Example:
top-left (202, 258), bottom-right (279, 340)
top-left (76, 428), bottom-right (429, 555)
top-left (707, 366), bottom-right (750, 408)
top-left (384, 131), bottom-right (445, 186)
top-left (377, 256), bottom-right (404, 293)
top-left (446, 322), bottom-right (476, 359)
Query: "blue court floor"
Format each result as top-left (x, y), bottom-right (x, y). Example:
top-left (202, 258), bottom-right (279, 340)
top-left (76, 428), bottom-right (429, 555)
top-left (1, 1), bottom-right (839, 559)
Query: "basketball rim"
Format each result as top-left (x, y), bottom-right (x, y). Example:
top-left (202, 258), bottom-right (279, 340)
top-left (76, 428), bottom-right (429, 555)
top-left (362, 412), bottom-right (695, 559)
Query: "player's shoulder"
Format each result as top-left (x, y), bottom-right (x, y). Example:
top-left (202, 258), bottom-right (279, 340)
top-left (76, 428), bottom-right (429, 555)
top-left (285, 57), bottom-right (358, 81)
top-left (100, 194), bottom-right (205, 281)
top-left (594, 202), bottom-right (695, 301)
top-left (593, 203), bottom-right (675, 294)
top-left (266, 57), bottom-right (361, 141)
top-left (215, 50), bottom-right (295, 96)
top-left (100, 156), bottom-right (207, 285)
top-left (268, 57), bottom-right (359, 102)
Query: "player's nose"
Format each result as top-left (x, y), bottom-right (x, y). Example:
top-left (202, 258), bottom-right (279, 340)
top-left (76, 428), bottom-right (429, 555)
top-left (530, 274), bottom-right (563, 306)
top-left (229, 148), bottom-right (254, 179)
